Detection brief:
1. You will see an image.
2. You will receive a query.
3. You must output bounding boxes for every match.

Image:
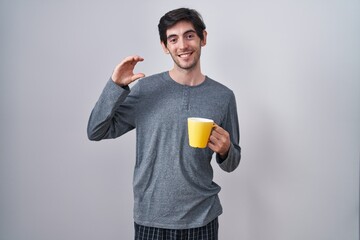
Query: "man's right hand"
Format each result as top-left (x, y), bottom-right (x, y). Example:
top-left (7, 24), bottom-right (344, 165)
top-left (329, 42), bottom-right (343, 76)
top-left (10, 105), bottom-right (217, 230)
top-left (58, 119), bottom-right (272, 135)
top-left (111, 55), bottom-right (145, 86)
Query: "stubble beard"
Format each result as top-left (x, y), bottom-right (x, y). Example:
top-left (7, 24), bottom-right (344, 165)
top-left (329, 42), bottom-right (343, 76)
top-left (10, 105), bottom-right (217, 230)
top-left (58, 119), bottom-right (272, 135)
top-left (170, 48), bottom-right (202, 71)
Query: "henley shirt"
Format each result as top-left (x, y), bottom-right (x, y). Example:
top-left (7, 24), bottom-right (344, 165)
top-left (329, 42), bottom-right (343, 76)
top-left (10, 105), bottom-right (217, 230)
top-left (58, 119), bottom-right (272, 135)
top-left (87, 71), bottom-right (241, 229)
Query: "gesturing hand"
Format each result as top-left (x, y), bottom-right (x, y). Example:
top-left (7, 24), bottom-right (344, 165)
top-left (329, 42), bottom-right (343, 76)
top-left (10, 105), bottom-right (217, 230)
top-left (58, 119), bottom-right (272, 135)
top-left (111, 55), bottom-right (145, 86)
top-left (208, 124), bottom-right (231, 159)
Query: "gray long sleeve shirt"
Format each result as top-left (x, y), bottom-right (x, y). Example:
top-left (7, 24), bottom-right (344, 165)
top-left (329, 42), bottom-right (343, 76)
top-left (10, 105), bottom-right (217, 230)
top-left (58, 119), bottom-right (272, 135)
top-left (87, 71), bottom-right (241, 229)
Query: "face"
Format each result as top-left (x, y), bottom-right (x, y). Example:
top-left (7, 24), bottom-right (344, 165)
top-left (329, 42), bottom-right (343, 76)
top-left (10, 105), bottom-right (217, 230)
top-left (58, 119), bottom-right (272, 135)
top-left (162, 21), bottom-right (207, 71)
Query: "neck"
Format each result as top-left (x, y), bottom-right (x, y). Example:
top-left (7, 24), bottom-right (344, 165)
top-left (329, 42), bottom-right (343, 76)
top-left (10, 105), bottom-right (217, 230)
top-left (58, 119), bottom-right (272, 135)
top-left (169, 65), bottom-right (205, 86)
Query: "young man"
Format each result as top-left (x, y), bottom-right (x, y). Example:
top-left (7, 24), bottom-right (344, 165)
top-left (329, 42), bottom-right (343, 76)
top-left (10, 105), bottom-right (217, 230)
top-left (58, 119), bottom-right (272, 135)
top-left (87, 8), bottom-right (241, 240)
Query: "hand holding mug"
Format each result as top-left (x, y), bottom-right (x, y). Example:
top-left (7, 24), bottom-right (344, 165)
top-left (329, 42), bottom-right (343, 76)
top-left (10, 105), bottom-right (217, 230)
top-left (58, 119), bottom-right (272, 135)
top-left (208, 124), bottom-right (231, 159)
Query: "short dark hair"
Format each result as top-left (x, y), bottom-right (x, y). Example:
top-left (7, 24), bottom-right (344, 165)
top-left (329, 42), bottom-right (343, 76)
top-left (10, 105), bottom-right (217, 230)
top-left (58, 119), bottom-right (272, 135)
top-left (158, 8), bottom-right (206, 46)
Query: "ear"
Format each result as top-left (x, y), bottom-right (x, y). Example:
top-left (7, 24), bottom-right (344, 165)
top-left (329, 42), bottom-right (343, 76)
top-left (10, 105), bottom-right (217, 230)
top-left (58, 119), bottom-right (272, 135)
top-left (201, 30), bottom-right (207, 47)
top-left (161, 41), bottom-right (169, 54)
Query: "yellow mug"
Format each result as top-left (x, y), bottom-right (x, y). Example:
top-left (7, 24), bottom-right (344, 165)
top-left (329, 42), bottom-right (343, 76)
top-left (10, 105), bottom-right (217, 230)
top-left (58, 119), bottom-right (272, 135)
top-left (187, 117), bottom-right (214, 148)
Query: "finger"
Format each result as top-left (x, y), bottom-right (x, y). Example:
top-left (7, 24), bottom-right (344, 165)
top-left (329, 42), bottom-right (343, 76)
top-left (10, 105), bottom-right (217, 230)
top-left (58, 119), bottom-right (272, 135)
top-left (207, 141), bottom-right (217, 152)
top-left (207, 137), bottom-right (223, 154)
top-left (130, 55), bottom-right (144, 63)
top-left (115, 56), bottom-right (144, 75)
top-left (211, 125), bottom-right (227, 139)
top-left (133, 55), bottom-right (144, 62)
top-left (210, 130), bottom-right (222, 141)
top-left (209, 134), bottom-right (222, 146)
top-left (213, 125), bottom-right (231, 141)
top-left (210, 129), bottom-right (230, 148)
top-left (118, 56), bottom-right (144, 69)
top-left (122, 55), bottom-right (144, 63)
top-left (213, 124), bottom-right (226, 134)
top-left (208, 135), bottom-right (230, 156)
top-left (130, 73), bottom-right (146, 82)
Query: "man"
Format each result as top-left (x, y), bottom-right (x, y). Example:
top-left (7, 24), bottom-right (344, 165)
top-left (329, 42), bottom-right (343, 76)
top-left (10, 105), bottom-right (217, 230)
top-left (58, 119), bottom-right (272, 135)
top-left (87, 8), bottom-right (241, 240)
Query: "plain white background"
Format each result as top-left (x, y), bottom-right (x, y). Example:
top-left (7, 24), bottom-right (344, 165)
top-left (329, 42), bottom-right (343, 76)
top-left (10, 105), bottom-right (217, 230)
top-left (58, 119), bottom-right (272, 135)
top-left (1, 0), bottom-right (359, 239)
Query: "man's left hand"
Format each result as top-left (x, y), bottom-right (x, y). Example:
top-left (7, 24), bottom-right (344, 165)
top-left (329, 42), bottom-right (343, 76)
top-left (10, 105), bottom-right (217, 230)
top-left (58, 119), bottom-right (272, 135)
top-left (208, 124), bottom-right (231, 159)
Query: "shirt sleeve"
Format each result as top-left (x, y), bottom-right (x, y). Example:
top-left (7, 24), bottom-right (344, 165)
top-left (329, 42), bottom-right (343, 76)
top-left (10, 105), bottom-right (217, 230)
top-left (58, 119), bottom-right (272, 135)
top-left (87, 78), bottom-right (139, 141)
top-left (216, 92), bottom-right (241, 172)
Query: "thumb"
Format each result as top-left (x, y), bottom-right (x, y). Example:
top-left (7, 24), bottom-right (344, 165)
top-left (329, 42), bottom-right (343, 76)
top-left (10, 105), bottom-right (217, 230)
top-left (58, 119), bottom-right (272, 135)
top-left (130, 73), bottom-right (145, 82)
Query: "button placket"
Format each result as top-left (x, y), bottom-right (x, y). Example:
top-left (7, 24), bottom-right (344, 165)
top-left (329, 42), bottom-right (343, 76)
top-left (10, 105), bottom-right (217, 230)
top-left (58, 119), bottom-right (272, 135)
top-left (182, 87), bottom-right (190, 111)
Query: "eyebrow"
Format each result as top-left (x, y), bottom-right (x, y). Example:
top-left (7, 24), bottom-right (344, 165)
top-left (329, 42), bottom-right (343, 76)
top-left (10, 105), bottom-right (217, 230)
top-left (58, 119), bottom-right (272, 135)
top-left (167, 29), bottom-right (197, 40)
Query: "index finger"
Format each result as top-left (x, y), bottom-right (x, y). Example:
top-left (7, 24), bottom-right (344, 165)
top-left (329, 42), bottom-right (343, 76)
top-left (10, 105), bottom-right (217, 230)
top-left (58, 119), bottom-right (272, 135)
top-left (213, 123), bottom-right (224, 133)
top-left (121, 55), bottom-right (144, 65)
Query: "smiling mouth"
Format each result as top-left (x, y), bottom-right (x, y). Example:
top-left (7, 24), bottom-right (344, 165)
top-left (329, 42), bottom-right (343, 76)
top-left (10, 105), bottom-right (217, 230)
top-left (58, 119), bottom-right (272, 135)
top-left (178, 52), bottom-right (193, 58)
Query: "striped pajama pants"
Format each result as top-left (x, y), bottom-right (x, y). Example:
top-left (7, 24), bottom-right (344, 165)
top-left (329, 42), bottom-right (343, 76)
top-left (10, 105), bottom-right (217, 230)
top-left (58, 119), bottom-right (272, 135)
top-left (134, 217), bottom-right (218, 240)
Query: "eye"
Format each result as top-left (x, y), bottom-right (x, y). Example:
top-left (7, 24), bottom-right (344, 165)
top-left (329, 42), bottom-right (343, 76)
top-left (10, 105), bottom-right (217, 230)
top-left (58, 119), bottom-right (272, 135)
top-left (186, 33), bottom-right (195, 39)
top-left (168, 37), bottom-right (177, 44)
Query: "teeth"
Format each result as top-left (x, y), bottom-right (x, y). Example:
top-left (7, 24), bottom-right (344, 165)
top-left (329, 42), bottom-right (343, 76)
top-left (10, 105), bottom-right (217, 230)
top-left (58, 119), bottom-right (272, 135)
top-left (179, 53), bottom-right (191, 58)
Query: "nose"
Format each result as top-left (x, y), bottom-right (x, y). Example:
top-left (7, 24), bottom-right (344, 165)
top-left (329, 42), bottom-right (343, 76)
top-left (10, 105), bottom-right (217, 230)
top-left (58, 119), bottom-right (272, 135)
top-left (178, 37), bottom-right (188, 50)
